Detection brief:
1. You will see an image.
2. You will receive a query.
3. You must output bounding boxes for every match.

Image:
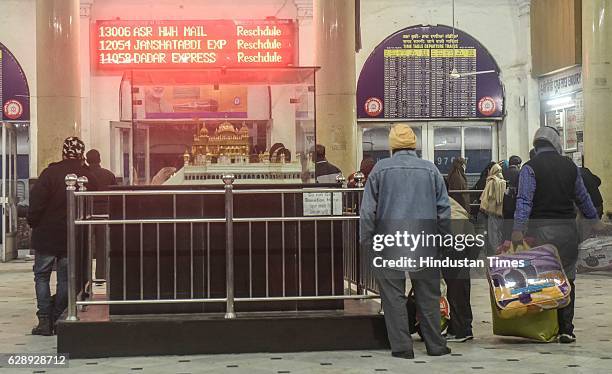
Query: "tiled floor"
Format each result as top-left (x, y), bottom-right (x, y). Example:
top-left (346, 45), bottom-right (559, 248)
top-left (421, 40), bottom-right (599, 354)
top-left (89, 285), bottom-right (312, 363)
top-left (1, 259), bottom-right (611, 374)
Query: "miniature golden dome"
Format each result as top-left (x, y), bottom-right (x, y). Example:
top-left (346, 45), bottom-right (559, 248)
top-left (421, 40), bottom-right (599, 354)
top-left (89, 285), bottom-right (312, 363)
top-left (217, 121), bottom-right (236, 134)
top-left (199, 125), bottom-right (209, 136)
top-left (239, 123), bottom-right (249, 136)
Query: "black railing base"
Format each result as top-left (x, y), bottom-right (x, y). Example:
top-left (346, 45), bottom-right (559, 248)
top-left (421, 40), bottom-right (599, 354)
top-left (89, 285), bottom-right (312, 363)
top-left (57, 299), bottom-right (387, 358)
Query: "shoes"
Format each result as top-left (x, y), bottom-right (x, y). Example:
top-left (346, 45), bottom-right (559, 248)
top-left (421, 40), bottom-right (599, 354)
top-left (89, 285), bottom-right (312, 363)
top-left (559, 333), bottom-right (576, 343)
top-left (428, 347), bottom-right (451, 356)
top-left (31, 315), bottom-right (53, 336)
top-left (391, 351), bottom-right (415, 359)
top-left (446, 334), bottom-right (470, 343)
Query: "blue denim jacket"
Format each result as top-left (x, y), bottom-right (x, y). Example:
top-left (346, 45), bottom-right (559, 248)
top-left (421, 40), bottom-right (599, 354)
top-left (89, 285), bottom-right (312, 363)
top-left (359, 150), bottom-right (451, 271)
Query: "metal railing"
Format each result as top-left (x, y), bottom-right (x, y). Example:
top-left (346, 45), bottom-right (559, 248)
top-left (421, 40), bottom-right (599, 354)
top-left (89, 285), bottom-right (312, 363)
top-left (64, 173), bottom-right (373, 321)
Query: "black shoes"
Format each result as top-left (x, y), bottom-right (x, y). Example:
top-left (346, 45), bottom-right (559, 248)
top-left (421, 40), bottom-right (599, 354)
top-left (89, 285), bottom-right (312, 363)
top-left (31, 315), bottom-right (53, 336)
top-left (559, 333), bottom-right (576, 343)
top-left (392, 351), bottom-right (415, 359)
top-left (446, 334), bottom-right (471, 343)
top-left (428, 347), bottom-right (452, 356)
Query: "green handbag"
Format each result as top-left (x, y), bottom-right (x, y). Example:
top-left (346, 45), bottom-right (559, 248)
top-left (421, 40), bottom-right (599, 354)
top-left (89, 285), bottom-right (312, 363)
top-left (490, 296), bottom-right (558, 342)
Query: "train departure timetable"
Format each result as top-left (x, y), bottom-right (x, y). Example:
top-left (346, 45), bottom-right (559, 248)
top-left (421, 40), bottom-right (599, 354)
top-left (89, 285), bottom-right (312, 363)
top-left (357, 25), bottom-right (503, 120)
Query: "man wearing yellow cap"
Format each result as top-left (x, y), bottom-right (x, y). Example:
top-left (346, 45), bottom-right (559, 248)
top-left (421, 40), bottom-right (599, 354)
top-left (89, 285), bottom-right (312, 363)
top-left (360, 124), bottom-right (451, 358)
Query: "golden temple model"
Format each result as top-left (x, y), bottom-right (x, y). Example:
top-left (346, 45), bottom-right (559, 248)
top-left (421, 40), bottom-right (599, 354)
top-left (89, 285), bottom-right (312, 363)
top-left (187, 121), bottom-right (251, 165)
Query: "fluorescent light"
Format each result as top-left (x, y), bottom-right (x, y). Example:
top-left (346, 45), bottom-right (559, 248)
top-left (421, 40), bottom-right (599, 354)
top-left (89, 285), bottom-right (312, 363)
top-left (546, 96), bottom-right (572, 107)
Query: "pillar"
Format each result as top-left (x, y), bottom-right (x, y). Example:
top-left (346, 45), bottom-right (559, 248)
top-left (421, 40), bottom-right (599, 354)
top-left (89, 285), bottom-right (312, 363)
top-left (80, 0), bottom-right (94, 148)
top-left (294, 0), bottom-right (314, 66)
top-left (582, 0), bottom-right (612, 216)
top-left (36, 0), bottom-right (81, 173)
top-left (314, 0), bottom-right (357, 176)
top-left (518, 0), bottom-right (541, 160)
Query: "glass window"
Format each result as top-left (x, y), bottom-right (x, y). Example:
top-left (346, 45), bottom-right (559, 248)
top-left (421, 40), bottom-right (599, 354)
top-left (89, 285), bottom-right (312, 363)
top-left (362, 124), bottom-right (422, 162)
top-left (464, 127), bottom-right (492, 175)
top-left (433, 127), bottom-right (461, 174)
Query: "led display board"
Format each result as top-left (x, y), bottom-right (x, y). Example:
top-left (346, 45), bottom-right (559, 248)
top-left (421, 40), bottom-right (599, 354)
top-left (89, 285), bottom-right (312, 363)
top-left (94, 19), bottom-right (296, 69)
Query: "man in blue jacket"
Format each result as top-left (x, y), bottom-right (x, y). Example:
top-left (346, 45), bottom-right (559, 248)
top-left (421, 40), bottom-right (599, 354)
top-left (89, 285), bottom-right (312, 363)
top-left (360, 124), bottom-right (451, 358)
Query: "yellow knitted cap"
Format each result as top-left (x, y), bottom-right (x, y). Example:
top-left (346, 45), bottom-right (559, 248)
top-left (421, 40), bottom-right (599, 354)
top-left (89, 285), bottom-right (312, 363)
top-left (389, 124), bottom-right (417, 150)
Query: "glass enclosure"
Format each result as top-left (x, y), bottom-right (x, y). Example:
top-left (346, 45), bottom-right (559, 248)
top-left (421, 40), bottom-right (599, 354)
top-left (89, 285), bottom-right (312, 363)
top-left (119, 68), bottom-right (317, 185)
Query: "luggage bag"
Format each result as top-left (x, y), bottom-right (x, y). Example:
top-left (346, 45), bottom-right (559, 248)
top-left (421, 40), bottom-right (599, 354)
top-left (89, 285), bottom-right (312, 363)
top-left (577, 236), bottom-right (612, 273)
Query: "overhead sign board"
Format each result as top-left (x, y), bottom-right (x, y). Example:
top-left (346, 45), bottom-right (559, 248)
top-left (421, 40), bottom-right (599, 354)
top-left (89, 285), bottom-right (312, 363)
top-left (357, 25), bottom-right (504, 120)
top-left (538, 66), bottom-right (582, 100)
top-left (94, 19), bottom-right (296, 70)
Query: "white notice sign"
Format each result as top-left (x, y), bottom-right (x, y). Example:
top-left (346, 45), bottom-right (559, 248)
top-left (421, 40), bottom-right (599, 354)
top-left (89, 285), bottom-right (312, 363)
top-left (303, 192), bottom-right (343, 216)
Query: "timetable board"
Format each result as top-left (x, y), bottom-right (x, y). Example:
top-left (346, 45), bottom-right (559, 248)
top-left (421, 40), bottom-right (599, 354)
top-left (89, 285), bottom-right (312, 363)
top-left (358, 25), bottom-right (503, 120)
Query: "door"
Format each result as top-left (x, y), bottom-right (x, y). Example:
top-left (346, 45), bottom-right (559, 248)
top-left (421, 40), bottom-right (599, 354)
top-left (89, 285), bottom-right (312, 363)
top-left (1, 122), bottom-right (18, 262)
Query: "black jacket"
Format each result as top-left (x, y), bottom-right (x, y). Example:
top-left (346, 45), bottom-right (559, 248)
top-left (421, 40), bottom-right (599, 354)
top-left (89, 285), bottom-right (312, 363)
top-left (27, 159), bottom-right (98, 256)
top-left (581, 167), bottom-right (603, 208)
top-left (502, 165), bottom-right (520, 218)
top-left (315, 160), bottom-right (341, 183)
top-left (87, 164), bottom-right (116, 215)
top-left (87, 164), bottom-right (116, 189)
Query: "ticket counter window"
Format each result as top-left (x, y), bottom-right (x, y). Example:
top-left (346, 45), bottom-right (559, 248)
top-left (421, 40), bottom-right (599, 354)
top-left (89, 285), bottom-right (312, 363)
top-left (361, 123), bottom-right (496, 186)
top-left (362, 125), bottom-right (422, 162)
top-left (433, 127), bottom-right (461, 175)
top-left (119, 68), bottom-right (317, 185)
top-left (464, 127), bottom-right (493, 175)
top-left (433, 126), bottom-right (494, 185)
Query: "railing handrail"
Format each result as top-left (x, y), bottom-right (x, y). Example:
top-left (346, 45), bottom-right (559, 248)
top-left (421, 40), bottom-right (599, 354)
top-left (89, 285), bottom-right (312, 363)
top-left (74, 187), bottom-right (364, 197)
top-left (75, 294), bottom-right (378, 306)
top-left (74, 188), bottom-right (477, 197)
top-left (73, 216), bottom-right (360, 226)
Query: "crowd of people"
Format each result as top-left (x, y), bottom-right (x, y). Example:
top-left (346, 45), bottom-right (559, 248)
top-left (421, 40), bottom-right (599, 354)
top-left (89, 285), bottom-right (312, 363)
top-left (25, 129), bottom-right (609, 360)
top-left (359, 124), bottom-right (609, 358)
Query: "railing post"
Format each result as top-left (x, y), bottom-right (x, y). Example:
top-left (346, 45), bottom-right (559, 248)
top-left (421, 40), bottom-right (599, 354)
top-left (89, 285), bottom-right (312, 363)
top-left (223, 174), bottom-right (236, 319)
top-left (353, 172), bottom-right (368, 295)
top-left (65, 174), bottom-right (79, 321)
top-left (77, 176), bottom-right (92, 301)
top-left (354, 171), bottom-right (365, 188)
top-left (335, 173), bottom-right (346, 187)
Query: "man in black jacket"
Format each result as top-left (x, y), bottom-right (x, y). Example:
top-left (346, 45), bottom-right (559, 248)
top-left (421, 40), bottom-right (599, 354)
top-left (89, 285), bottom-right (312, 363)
top-left (502, 155), bottom-right (522, 239)
top-left (314, 144), bottom-right (341, 183)
top-left (85, 149), bottom-right (116, 280)
top-left (27, 137), bottom-right (97, 335)
top-left (580, 163), bottom-right (604, 218)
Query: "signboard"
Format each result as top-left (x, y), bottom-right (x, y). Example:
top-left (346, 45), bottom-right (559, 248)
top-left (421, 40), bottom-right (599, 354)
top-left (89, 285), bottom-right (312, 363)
top-left (357, 25), bottom-right (504, 120)
top-left (94, 19), bottom-right (296, 70)
top-left (303, 192), bottom-right (342, 216)
top-left (0, 45), bottom-right (30, 122)
top-left (539, 66), bottom-right (582, 100)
